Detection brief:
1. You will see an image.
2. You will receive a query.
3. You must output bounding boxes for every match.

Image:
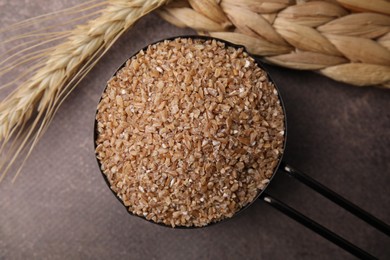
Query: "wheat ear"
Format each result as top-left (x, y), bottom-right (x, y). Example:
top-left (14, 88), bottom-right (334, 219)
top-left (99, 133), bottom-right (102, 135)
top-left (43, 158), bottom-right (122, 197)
top-left (161, 0), bottom-right (390, 88)
top-left (0, 0), bottom-right (170, 181)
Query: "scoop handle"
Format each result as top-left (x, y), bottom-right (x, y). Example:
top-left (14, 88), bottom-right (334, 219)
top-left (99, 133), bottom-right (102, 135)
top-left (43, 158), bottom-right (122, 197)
top-left (279, 162), bottom-right (390, 236)
top-left (261, 161), bottom-right (390, 259)
top-left (261, 193), bottom-right (377, 260)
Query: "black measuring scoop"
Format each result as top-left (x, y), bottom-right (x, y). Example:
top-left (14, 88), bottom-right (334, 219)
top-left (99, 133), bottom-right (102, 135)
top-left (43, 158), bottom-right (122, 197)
top-left (94, 36), bottom-right (390, 260)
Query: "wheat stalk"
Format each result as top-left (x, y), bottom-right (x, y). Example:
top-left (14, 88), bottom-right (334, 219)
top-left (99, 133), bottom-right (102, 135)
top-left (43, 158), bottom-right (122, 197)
top-left (0, 0), bottom-right (169, 181)
top-left (161, 0), bottom-right (390, 87)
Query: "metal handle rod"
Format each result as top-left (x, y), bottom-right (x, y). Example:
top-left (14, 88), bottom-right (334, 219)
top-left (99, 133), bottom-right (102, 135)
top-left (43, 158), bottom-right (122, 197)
top-left (279, 162), bottom-right (390, 237)
top-left (262, 193), bottom-right (377, 260)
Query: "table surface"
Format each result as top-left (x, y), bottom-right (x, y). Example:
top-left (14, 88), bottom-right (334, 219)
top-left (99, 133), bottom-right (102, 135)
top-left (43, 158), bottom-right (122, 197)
top-left (1, 1), bottom-right (389, 259)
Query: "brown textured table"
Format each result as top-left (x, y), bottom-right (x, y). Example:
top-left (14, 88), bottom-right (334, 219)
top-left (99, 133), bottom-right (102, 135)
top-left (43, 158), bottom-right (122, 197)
top-left (1, 1), bottom-right (389, 259)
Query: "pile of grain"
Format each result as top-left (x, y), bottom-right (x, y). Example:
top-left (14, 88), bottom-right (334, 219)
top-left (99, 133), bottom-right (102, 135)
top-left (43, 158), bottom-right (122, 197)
top-left (95, 38), bottom-right (285, 227)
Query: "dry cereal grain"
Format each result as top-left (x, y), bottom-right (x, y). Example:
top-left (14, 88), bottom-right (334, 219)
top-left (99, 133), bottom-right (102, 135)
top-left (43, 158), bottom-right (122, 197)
top-left (95, 37), bottom-right (285, 227)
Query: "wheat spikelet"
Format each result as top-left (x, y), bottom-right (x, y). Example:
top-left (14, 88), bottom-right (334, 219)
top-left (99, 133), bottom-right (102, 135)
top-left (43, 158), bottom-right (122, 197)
top-left (161, 0), bottom-right (390, 88)
top-left (0, 0), bottom-right (169, 181)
